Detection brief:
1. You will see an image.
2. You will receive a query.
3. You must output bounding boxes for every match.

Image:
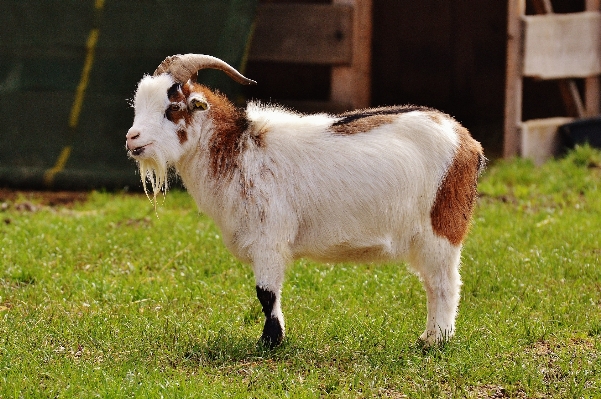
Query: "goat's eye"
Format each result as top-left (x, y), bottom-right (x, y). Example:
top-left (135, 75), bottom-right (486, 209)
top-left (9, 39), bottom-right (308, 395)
top-left (168, 103), bottom-right (180, 111)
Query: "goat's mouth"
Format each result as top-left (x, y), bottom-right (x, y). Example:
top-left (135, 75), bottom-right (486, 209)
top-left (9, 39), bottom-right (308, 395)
top-left (129, 143), bottom-right (152, 157)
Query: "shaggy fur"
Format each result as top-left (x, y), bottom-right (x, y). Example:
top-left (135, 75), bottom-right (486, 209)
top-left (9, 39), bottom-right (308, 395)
top-left (126, 71), bottom-right (484, 346)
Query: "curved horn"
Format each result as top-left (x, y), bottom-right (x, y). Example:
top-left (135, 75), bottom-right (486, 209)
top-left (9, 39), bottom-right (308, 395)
top-left (153, 53), bottom-right (257, 85)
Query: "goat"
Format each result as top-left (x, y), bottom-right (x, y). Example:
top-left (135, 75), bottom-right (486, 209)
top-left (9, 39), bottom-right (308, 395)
top-left (126, 54), bottom-right (485, 348)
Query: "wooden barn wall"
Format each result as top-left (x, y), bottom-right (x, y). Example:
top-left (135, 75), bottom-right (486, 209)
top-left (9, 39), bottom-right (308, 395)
top-left (371, 0), bottom-right (507, 152)
top-left (246, 0), bottom-right (587, 155)
top-left (372, 0), bottom-right (585, 155)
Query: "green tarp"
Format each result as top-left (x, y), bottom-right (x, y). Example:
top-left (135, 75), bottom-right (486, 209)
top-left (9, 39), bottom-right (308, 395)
top-left (0, 0), bottom-right (257, 190)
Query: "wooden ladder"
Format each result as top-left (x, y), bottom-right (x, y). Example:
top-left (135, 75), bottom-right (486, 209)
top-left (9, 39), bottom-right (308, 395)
top-left (504, 0), bottom-right (601, 158)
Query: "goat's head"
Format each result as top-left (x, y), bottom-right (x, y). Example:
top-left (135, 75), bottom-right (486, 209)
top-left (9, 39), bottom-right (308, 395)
top-left (126, 54), bottom-right (256, 200)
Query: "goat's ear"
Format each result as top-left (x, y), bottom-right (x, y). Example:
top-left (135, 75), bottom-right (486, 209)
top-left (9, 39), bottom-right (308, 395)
top-left (189, 98), bottom-right (209, 111)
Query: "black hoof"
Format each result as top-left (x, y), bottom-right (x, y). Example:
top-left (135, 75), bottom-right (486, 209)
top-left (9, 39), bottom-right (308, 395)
top-left (256, 286), bottom-right (284, 349)
top-left (259, 317), bottom-right (283, 349)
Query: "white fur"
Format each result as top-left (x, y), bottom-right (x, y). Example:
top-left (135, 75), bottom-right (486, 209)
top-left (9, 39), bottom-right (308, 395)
top-left (127, 74), bottom-right (475, 346)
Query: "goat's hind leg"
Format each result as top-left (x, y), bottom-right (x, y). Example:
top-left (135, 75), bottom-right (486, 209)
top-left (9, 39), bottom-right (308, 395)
top-left (410, 238), bottom-right (462, 346)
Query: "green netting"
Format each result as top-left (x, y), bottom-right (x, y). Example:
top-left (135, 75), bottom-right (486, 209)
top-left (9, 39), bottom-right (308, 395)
top-left (0, 0), bottom-right (258, 190)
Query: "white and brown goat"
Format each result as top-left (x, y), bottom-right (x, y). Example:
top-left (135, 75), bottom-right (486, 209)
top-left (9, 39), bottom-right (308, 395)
top-left (126, 54), bottom-right (484, 347)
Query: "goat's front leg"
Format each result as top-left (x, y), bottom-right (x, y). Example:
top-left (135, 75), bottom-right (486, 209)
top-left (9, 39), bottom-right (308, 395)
top-left (252, 251), bottom-right (286, 348)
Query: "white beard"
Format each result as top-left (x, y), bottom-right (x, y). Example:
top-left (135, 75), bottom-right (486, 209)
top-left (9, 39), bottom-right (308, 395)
top-left (137, 155), bottom-right (170, 210)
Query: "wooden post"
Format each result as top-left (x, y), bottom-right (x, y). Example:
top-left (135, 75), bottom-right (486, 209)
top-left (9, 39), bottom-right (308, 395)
top-left (586, 0), bottom-right (601, 116)
top-left (504, 0), bottom-right (526, 157)
top-left (331, 0), bottom-right (372, 110)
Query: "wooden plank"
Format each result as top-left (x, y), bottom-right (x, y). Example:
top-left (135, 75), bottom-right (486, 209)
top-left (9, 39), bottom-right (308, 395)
top-left (531, 0), bottom-right (586, 118)
top-left (586, 0), bottom-right (601, 13)
top-left (331, 0), bottom-right (372, 110)
top-left (503, 0), bottom-right (526, 158)
top-left (586, 0), bottom-right (601, 116)
top-left (451, 0), bottom-right (474, 99)
top-left (585, 77), bottom-right (600, 116)
top-left (531, 0), bottom-right (552, 14)
top-left (523, 12), bottom-right (601, 79)
top-left (248, 3), bottom-right (353, 65)
top-left (521, 117), bottom-right (573, 165)
top-left (558, 79), bottom-right (585, 117)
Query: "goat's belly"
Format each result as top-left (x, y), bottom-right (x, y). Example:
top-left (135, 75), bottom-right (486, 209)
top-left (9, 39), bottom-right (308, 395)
top-left (290, 205), bottom-right (421, 264)
top-left (294, 235), bottom-right (409, 264)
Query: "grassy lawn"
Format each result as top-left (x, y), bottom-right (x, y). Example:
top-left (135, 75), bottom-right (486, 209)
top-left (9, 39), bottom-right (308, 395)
top-left (1, 146), bottom-right (600, 398)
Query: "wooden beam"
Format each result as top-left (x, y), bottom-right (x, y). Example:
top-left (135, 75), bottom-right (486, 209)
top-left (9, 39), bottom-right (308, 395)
top-left (586, 0), bottom-right (601, 9)
top-left (504, 0), bottom-right (526, 158)
top-left (558, 80), bottom-right (585, 117)
top-left (248, 4), bottom-right (353, 65)
top-left (331, 0), bottom-right (372, 110)
top-left (586, 0), bottom-right (601, 116)
top-left (531, 0), bottom-right (552, 14)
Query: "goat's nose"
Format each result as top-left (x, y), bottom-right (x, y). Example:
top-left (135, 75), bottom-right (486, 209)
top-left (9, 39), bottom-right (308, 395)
top-left (126, 128), bottom-right (142, 151)
top-left (126, 128), bottom-right (141, 140)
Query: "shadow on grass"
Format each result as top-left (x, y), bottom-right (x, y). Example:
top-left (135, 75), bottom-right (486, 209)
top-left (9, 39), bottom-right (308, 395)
top-left (181, 331), bottom-right (297, 367)
top-left (179, 327), bottom-right (454, 370)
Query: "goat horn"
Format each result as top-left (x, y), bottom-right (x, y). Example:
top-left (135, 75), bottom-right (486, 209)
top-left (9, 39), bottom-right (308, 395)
top-left (153, 54), bottom-right (257, 85)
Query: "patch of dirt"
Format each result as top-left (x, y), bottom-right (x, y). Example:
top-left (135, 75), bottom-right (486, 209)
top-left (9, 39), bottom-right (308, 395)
top-left (468, 384), bottom-right (527, 398)
top-left (518, 337), bottom-right (599, 394)
top-left (0, 188), bottom-right (88, 209)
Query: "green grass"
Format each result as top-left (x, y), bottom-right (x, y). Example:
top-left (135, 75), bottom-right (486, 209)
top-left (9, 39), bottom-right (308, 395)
top-left (1, 145), bottom-right (601, 398)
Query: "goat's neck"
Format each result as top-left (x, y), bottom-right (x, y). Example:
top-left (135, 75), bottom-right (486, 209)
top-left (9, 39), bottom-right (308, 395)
top-left (174, 127), bottom-right (213, 207)
top-left (175, 110), bottom-right (248, 214)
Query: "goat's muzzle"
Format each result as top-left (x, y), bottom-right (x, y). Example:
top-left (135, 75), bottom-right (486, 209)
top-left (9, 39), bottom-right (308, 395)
top-left (129, 144), bottom-right (150, 156)
top-left (126, 128), bottom-right (150, 157)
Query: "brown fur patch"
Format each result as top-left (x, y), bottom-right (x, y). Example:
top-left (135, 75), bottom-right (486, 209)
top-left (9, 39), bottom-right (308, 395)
top-left (176, 129), bottom-right (187, 144)
top-left (430, 124), bottom-right (484, 246)
top-left (330, 114), bottom-right (396, 135)
top-left (330, 105), bottom-right (439, 135)
top-left (426, 111), bottom-right (444, 124)
top-left (165, 84), bottom-right (192, 127)
top-left (195, 85), bottom-right (250, 179)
